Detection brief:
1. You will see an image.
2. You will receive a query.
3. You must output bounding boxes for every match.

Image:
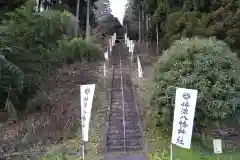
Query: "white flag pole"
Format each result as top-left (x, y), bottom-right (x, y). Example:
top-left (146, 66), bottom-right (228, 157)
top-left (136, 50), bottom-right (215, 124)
top-left (137, 54), bottom-right (142, 87)
top-left (104, 50), bottom-right (108, 86)
top-left (125, 33), bottom-right (127, 44)
top-left (137, 54), bottom-right (143, 78)
top-left (103, 63), bottom-right (106, 77)
top-left (80, 84), bottom-right (85, 160)
top-left (170, 143), bottom-right (173, 160)
top-left (131, 50), bottom-right (133, 61)
top-left (109, 39), bottom-right (112, 52)
top-left (104, 63), bottom-right (106, 86)
top-left (80, 84), bottom-right (95, 160)
top-left (82, 140), bottom-right (85, 160)
top-left (131, 42), bottom-right (135, 61)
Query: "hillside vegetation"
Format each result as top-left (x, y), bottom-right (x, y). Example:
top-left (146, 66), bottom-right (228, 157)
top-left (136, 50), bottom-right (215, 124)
top-left (0, 2), bottom-right (103, 114)
top-left (124, 0), bottom-right (240, 55)
top-left (0, 1), bottom-right (108, 159)
top-left (124, 0), bottom-right (240, 159)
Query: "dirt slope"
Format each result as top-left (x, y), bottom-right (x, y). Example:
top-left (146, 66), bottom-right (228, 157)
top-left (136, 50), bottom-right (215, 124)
top-left (0, 62), bottom-right (99, 160)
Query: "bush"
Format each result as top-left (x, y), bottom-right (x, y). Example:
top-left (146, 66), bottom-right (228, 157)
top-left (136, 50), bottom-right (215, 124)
top-left (151, 37), bottom-right (240, 133)
top-left (56, 37), bottom-right (104, 63)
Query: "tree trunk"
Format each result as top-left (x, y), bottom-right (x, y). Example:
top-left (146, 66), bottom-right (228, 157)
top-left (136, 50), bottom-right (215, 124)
top-left (201, 128), bottom-right (205, 145)
top-left (37, 0), bottom-right (42, 12)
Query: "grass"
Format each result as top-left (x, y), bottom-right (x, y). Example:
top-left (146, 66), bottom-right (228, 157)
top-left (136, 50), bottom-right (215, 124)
top-left (146, 126), bottom-right (240, 160)
top-left (173, 146), bottom-right (240, 160)
top-left (132, 59), bottom-right (240, 160)
top-left (41, 72), bottom-right (108, 160)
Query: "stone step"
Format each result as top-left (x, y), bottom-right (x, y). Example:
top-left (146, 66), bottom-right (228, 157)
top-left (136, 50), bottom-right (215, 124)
top-left (109, 117), bottom-right (123, 122)
top-left (122, 88), bottom-right (133, 91)
top-left (125, 126), bottom-right (141, 134)
top-left (125, 114), bottom-right (139, 121)
top-left (107, 133), bottom-right (142, 141)
top-left (125, 146), bottom-right (143, 152)
top-left (107, 140), bottom-right (124, 146)
top-left (112, 93), bottom-right (122, 97)
top-left (107, 146), bottom-right (143, 152)
top-left (107, 140), bottom-right (142, 147)
top-left (109, 120), bottom-right (123, 126)
top-left (108, 127), bottom-right (124, 134)
top-left (109, 120), bottom-right (139, 126)
top-left (111, 102), bottom-right (123, 109)
top-left (111, 99), bottom-right (123, 103)
top-left (107, 146), bottom-right (124, 152)
top-left (124, 102), bottom-right (135, 108)
top-left (109, 112), bottom-right (122, 117)
top-left (111, 108), bottom-right (137, 113)
top-left (124, 120), bottom-right (139, 126)
top-left (123, 94), bottom-right (134, 102)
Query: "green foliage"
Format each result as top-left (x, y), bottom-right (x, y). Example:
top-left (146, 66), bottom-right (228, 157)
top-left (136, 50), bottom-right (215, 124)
top-left (182, 0), bottom-right (194, 11)
top-left (160, 0), bottom-right (240, 49)
top-left (0, 0), bottom-right (28, 19)
top-left (0, 2), bottom-right (103, 112)
top-left (56, 37), bottom-right (104, 63)
top-left (41, 152), bottom-right (68, 160)
top-left (148, 150), bottom-right (170, 160)
top-left (151, 37), bottom-right (240, 132)
top-left (0, 55), bottom-right (24, 109)
top-left (0, 5), bottom-right (72, 111)
top-left (124, 0), bottom-right (240, 55)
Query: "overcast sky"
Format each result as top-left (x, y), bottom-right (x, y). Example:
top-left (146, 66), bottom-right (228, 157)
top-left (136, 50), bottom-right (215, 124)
top-left (110, 0), bottom-right (127, 24)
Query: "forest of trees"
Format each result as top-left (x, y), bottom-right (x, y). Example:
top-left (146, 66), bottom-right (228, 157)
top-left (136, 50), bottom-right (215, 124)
top-left (0, 1), bottom-right (127, 159)
top-left (0, 0), bottom-right (110, 119)
top-left (4, 0), bottom-right (240, 158)
top-left (124, 0), bottom-right (240, 54)
top-left (94, 0), bottom-right (124, 36)
top-left (124, 0), bottom-right (240, 151)
top-left (0, 0), bottom-right (126, 117)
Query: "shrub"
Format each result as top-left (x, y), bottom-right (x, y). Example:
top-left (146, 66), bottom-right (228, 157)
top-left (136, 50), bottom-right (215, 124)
top-left (151, 37), bottom-right (240, 133)
top-left (56, 37), bottom-right (104, 63)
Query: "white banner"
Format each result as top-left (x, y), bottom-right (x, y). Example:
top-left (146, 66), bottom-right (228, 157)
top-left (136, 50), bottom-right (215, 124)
top-left (103, 63), bottom-right (106, 77)
top-left (132, 42), bottom-right (135, 52)
top-left (81, 84), bottom-right (95, 141)
top-left (171, 88), bottom-right (198, 149)
top-left (125, 33), bottom-right (127, 44)
top-left (104, 51), bottom-right (108, 60)
top-left (213, 139), bottom-right (222, 154)
top-left (109, 39), bottom-right (112, 52)
top-left (114, 33), bottom-right (116, 42)
top-left (137, 55), bottom-right (143, 78)
top-left (112, 35), bottom-right (115, 46)
top-left (129, 41), bottom-right (135, 53)
top-left (131, 50), bottom-right (133, 61)
top-left (129, 40), bottom-right (132, 52)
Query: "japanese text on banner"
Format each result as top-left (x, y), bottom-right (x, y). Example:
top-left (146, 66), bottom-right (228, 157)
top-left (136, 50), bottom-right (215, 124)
top-left (171, 88), bottom-right (198, 149)
top-left (81, 84), bottom-right (95, 141)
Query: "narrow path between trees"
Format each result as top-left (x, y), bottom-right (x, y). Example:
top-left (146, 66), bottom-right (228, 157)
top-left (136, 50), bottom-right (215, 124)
top-left (104, 41), bottom-right (146, 160)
